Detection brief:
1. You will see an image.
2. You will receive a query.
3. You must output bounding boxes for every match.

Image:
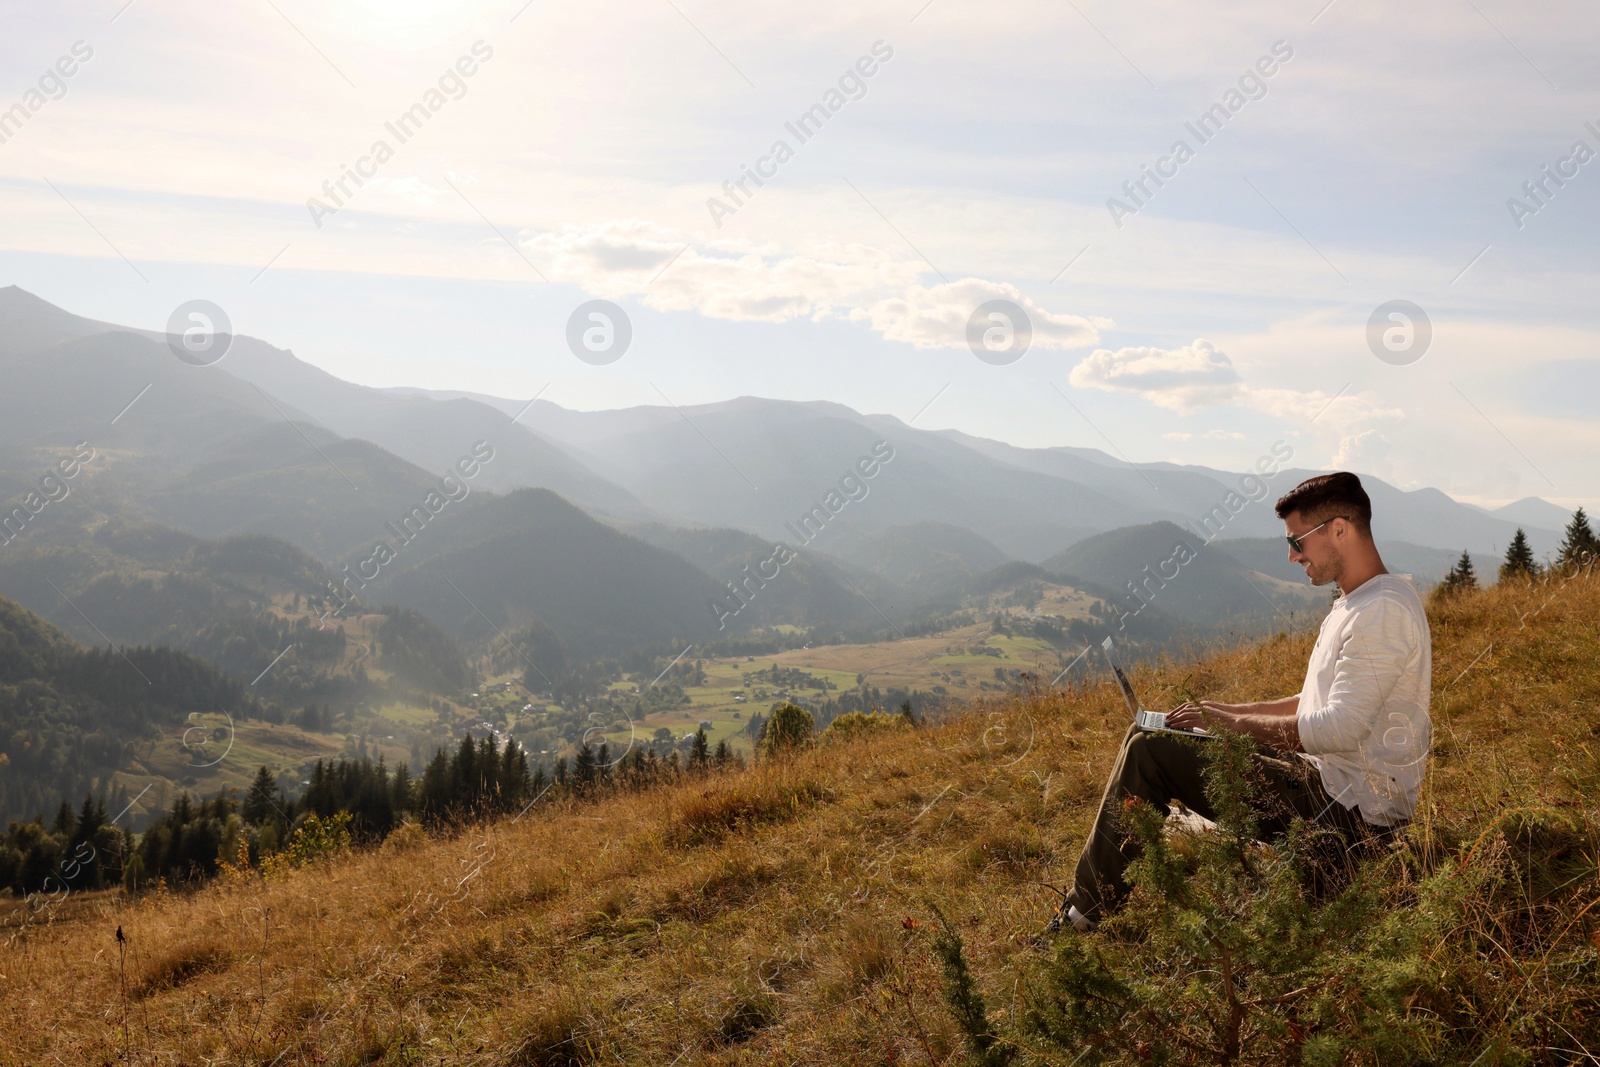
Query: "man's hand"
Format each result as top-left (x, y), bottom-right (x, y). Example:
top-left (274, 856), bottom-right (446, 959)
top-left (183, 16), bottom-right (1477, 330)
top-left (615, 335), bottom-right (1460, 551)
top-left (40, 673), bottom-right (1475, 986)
top-left (1166, 701), bottom-right (1237, 733)
top-left (1168, 699), bottom-right (1302, 751)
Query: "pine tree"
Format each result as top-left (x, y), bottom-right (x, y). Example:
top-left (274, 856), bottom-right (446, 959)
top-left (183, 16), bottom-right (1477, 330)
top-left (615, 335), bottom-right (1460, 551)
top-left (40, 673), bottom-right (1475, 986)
top-left (243, 766), bottom-right (277, 825)
top-left (52, 800), bottom-right (75, 837)
top-left (499, 742), bottom-right (528, 809)
top-left (420, 748), bottom-right (452, 822)
top-left (690, 729), bottom-right (710, 769)
top-left (389, 761), bottom-right (414, 815)
top-left (573, 743), bottom-right (597, 794)
top-left (1436, 551), bottom-right (1478, 598)
top-left (1500, 528), bottom-right (1539, 582)
top-left (453, 735), bottom-right (477, 813)
top-left (1558, 508), bottom-right (1599, 571)
top-left (73, 793), bottom-right (101, 847)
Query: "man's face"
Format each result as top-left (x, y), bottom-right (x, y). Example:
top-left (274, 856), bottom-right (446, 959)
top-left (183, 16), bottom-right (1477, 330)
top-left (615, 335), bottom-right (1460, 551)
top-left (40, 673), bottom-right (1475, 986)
top-left (1285, 510), bottom-right (1341, 586)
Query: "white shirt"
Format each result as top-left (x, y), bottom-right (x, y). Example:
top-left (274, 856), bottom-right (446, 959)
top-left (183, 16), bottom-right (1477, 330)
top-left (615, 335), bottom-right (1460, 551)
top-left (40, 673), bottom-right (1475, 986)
top-left (1296, 572), bottom-right (1432, 827)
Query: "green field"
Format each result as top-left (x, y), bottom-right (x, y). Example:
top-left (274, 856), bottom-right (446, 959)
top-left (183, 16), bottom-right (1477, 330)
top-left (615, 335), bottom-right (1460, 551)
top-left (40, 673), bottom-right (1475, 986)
top-left (106, 588), bottom-right (1098, 803)
top-left (585, 615), bottom-right (1085, 760)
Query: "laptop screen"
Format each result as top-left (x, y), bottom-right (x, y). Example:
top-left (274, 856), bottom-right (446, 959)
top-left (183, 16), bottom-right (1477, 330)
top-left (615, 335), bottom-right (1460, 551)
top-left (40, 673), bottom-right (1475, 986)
top-left (1101, 636), bottom-right (1140, 717)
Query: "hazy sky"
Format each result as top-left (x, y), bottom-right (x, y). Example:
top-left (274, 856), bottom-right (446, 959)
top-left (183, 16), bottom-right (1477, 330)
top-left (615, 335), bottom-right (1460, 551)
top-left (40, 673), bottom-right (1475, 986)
top-left (2, 0), bottom-right (1597, 508)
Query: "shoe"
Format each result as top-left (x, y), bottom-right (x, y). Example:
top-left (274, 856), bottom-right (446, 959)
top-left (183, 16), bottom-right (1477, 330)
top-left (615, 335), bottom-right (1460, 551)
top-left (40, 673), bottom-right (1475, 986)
top-left (1044, 903), bottom-right (1097, 936)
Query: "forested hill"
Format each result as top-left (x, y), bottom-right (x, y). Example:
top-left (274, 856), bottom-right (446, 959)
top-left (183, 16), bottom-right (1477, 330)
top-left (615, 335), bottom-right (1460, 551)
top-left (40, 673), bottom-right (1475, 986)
top-left (0, 593), bottom-right (254, 824)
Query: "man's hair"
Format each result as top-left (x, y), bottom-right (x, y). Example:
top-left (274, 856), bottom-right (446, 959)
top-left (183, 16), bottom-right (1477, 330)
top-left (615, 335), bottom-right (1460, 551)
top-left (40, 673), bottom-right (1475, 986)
top-left (1274, 471), bottom-right (1373, 536)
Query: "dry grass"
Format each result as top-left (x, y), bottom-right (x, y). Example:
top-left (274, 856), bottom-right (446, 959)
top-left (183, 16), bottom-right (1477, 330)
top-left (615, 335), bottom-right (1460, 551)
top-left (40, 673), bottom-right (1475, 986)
top-left (2, 567), bottom-right (1597, 1064)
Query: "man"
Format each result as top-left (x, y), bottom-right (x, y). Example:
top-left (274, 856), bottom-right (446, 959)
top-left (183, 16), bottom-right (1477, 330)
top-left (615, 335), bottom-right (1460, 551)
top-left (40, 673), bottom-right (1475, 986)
top-left (1051, 471), bottom-right (1432, 933)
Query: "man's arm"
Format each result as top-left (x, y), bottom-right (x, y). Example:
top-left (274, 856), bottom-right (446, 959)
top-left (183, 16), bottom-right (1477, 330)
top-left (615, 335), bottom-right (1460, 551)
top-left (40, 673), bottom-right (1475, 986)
top-left (1166, 695), bottom-right (1302, 751)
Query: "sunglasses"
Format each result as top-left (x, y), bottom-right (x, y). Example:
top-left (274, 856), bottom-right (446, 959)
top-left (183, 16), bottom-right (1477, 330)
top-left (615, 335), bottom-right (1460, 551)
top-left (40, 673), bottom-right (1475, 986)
top-left (1285, 516), bottom-right (1346, 553)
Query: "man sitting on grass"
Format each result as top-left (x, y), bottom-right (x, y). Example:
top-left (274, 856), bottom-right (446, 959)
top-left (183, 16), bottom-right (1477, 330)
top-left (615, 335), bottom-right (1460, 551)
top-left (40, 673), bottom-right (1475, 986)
top-left (1050, 471), bottom-right (1432, 934)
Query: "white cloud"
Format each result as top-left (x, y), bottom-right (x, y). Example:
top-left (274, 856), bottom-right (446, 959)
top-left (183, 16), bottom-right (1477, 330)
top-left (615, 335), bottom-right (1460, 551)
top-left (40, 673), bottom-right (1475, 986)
top-left (1234, 387), bottom-right (1404, 434)
top-left (1069, 339), bottom-right (1241, 413)
top-left (853, 278), bottom-right (1108, 350)
top-left (521, 221), bottom-right (1107, 347)
top-left (1069, 338), bottom-right (1406, 434)
top-left (1331, 429), bottom-right (1395, 480)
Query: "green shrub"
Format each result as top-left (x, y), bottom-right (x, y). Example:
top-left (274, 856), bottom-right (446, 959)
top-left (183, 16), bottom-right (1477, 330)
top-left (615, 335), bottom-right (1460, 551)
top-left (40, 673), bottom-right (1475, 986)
top-left (823, 710), bottom-right (910, 743)
top-left (262, 811), bottom-right (352, 877)
top-left (761, 702), bottom-right (814, 757)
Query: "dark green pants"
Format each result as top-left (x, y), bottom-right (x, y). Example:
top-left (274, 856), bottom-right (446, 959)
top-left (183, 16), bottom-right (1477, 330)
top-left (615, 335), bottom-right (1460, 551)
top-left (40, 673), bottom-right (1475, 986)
top-left (1067, 725), bottom-right (1386, 921)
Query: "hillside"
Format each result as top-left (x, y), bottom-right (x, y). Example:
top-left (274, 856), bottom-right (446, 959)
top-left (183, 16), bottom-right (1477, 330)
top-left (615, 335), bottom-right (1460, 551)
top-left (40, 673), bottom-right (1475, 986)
top-left (822, 521), bottom-right (1013, 598)
top-left (377, 488), bottom-right (742, 660)
top-left (1043, 520), bottom-right (1324, 630)
top-left (0, 593), bottom-right (258, 825)
top-left (6, 564), bottom-right (1596, 1062)
top-left (0, 520), bottom-right (339, 685)
top-left (613, 520), bottom-right (898, 637)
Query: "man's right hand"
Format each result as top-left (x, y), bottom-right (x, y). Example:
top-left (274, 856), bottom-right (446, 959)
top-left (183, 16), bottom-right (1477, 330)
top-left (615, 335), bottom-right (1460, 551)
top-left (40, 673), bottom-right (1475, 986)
top-left (1168, 699), bottom-right (1303, 752)
top-left (1166, 701), bottom-right (1236, 732)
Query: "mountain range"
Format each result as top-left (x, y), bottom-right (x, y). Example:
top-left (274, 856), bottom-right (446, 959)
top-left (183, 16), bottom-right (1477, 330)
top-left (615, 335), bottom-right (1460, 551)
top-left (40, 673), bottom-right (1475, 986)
top-left (0, 284), bottom-right (1567, 668)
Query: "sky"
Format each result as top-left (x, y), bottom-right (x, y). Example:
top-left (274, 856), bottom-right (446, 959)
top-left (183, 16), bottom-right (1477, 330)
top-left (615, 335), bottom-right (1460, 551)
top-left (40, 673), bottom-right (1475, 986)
top-left (1, 0), bottom-right (1597, 509)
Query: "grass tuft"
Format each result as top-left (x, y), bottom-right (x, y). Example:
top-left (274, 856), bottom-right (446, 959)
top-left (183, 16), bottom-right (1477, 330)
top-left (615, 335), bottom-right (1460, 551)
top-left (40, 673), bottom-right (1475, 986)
top-left (131, 936), bottom-right (234, 999)
top-left (503, 999), bottom-right (601, 1067)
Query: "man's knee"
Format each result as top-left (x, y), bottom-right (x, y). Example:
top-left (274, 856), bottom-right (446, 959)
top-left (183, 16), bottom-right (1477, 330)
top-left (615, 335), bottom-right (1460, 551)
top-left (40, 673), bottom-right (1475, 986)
top-left (1124, 729), bottom-right (1165, 769)
top-left (1116, 730), bottom-right (1164, 790)
top-left (1121, 729), bottom-right (1205, 795)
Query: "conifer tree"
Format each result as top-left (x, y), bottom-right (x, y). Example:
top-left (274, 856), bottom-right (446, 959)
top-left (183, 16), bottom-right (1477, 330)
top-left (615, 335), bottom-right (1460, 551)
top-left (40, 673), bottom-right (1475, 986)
top-left (1437, 550), bottom-right (1477, 597)
top-left (420, 748), bottom-right (452, 822)
top-left (573, 743), bottom-right (597, 794)
top-left (1500, 528), bottom-right (1539, 582)
top-left (52, 800), bottom-right (75, 837)
top-left (499, 742), bottom-right (529, 806)
top-left (1558, 507), bottom-right (1599, 571)
top-left (243, 766), bottom-right (277, 825)
top-left (453, 735), bottom-right (478, 813)
top-left (389, 761), bottom-right (414, 815)
top-left (73, 793), bottom-right (101, 846)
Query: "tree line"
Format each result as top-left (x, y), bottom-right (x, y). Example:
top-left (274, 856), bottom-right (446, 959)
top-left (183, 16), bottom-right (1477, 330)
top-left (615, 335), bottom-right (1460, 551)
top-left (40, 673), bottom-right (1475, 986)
top-left (0, 726), bottom-right (751, 901)
top-left (1435, 508), bottom-right (1597, 599)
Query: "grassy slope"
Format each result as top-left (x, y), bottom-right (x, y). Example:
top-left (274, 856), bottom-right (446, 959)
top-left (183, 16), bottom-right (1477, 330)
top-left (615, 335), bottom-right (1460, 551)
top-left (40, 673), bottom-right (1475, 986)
top-left (3, 567), bottom-right (1597, 1064)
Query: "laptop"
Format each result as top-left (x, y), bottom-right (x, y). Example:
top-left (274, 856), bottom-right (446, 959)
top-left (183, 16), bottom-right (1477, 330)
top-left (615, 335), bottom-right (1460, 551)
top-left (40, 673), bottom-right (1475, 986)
top-left (1101, 636), bottom-right (1212, 737)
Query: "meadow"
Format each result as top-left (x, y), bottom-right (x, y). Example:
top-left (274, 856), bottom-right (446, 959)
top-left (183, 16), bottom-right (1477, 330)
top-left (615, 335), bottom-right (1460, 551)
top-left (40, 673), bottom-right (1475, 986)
top-left (2, 563), bottom-right (1596, 1064)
